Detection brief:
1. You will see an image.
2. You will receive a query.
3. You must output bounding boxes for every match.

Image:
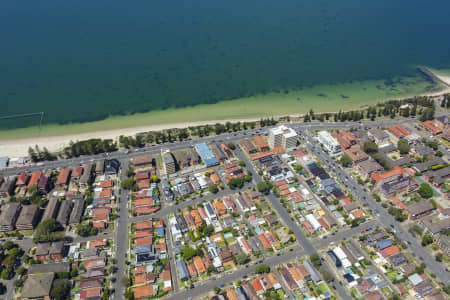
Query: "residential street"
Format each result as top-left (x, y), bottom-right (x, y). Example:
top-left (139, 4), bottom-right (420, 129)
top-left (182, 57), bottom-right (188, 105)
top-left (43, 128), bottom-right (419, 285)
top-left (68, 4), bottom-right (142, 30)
top-left (300, 129), bottom-right (450, 285)
top-left (234, 148), bottom-right (352, 300)
top-left (0, 112), bottom-right (448, 299)
top-left (114, 159), bottom-right (130, 300)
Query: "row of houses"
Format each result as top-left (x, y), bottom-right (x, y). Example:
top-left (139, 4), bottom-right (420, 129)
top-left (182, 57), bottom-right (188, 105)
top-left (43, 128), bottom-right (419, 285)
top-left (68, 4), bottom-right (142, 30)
top-left (0, 196), bottom-right (85, 232)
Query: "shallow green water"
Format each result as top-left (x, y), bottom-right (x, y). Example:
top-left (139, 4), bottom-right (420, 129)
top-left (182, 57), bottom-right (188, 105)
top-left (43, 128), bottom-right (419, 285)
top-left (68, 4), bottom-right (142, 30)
top-left (0, 0), bottom-right (449, 129)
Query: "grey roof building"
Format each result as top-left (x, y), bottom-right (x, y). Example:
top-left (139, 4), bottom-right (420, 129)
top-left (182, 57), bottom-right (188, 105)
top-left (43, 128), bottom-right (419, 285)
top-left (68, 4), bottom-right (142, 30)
top-left (304, 260), bottom-right (322, 283)
top-left (21, 273), bottom-right (55, 299)
top-left (407, 201), bottom-right (435, 219)
top-left (42, 196), bottom-right (60, 220)
top-left (16, 204), bottom-right (40, 230)
top-left (176, 260), bottom-right (190, 281)
top-left (69, 199), bottom-right (85, 224)
top-left (80, 164), bottom-right (93, 188)
top-left (105, 159), bottom-right (120, 174)
top-left (0, 175), bottom-right (16, 198)
top-left (96, 159), bottom-right (105, 174)
top-left (56, 200), bottom-right (73, 226)
top-left (0, 202), bottom-right (21, 232)
top-left (29, 262), bottom-right (70, 274)
top-left (210, 143), bottom-right (227, 162)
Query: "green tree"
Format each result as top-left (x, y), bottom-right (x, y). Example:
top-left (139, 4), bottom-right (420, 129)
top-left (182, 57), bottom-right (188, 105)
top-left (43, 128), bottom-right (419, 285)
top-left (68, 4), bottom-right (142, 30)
top-left (182, 246), bottom-right (199, 261)
top-left (397, 140), bottom-right (410, 155)
top-left (0, 268), bottom-right (11, 280)
top-left (310, 254), bottom-right (322, 269)
top-left (227, 142), bottom-right (236, 150)
top-left (436, 253), bottom-right (443, 262)
top-left (2, 241), bottom-right (14, 250)
top-left (255, 264), bottom-right (270, 274)
top-left (257, 182), bottom-right (271, 194)
top-left (76, 223), bottom-right (98, 237)
top-left (340, 154), bottom-right (352, 167)
top-left (363, 141), bottom-right (378, 154)
top-left (418, 183), bottom-right (433, 198)
top-left (236, 253), bottom-right (250, 265)
top-left (209, 184), bottom-right (219, 194)
top-left (121, 177), bottom-right (137, 191)
top-left (421, 233), bottom-right (433, 246)
top-left (33, 219), bottom-right (61, 243)
top-left (50, 279), bottom-right (70, 300)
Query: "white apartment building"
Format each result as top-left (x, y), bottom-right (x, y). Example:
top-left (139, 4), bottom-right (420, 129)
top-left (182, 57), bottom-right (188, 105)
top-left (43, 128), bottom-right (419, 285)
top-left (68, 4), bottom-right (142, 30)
top-left (268, 125), bottom-right (298, 150)
top-left (316, 131), bottom-right (341, 155)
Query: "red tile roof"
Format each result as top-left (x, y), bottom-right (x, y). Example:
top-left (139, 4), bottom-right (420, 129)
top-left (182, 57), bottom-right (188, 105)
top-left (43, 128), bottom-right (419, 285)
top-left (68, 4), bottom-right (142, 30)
top-left (80, 287), bottom-right (102, 299)
top-left (135, 237), bottom-right (153, 246)
top-left (135, 221), bottom-right (152, 230)
top-left (380, 245), bottom-right (400, 257)
top-left (371, 166), bottom-right (404, 183)
top-left (134, 285), bottom-right (153, 299)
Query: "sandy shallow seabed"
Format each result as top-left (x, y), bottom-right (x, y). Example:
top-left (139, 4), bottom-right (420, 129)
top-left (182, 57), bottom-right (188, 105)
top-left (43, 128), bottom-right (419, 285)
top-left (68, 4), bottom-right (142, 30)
top-left (0, 73), bottom-right (449, 158)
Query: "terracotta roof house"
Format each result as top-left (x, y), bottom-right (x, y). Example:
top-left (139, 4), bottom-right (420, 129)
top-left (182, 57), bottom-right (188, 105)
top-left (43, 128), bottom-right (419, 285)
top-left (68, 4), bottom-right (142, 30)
top-left (135, 220), bottom-right (153, 230)
top-left (332, 131), bottom-right (357, 149)
top-left (253, 136), bottom-right (269, 152)
top-left (193, 256), bottom-right (206, 274)
top-left (423, 120), bottom-right (442, 135)
top-left (56, 168), bottom-right (71, 188)
top-left (380, 245), bottom-right (400, 258)
top-left (27, 171), bottom-right (42, 189)
top-left (16, 172), bottom-right (29, 187)
top-left (85, 258), bottom-right (106, 269)
top-left (386, 124), bottom-right (410, 139)
top-left (344, 145), bottom-right (369, 165)
top-left (371, 166), bottom-right (404, 184)
top-left (80, 287), bottom-right (102, 299)
top-left (71, 166), bottom-right (84, 179)
top-left (134, 285), bottom-right (154, 299)
top-left (240, 139), bottom-right (257, 154)
top-left (133, 155), bottom-right (154, 168)
top-left (251, 278), bottom-right (264, 295)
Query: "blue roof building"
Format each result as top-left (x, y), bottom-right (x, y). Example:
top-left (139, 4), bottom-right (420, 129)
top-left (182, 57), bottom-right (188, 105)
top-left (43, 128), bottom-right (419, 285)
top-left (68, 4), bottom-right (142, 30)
top-left (195, 143), bottom-right (219, 167)
top-left (376, 239), bottom-right (392, 250)
top-left (176, 260), bottom-right (190, 281)
top-left (156, 227), bottom-right (165, 237)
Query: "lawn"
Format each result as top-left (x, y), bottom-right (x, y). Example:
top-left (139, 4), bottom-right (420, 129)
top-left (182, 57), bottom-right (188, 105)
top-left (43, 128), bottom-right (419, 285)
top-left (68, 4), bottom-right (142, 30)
top-left (387, 271), bottom-right (398, 280)
top-left (317, 283), bottom-right (328, 295)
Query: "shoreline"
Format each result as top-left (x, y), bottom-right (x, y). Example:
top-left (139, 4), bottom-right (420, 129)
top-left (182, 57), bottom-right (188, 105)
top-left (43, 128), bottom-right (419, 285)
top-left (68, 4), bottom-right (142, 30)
top-left (0, 70), bottom-right (449, 158)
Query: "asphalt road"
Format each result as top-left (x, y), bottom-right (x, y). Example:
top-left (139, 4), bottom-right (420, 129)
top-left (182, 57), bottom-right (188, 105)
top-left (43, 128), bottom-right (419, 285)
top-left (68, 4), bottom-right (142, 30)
top-left (128, 187), bottom-right (245, 224)
top-left (114, 159), bottom-right (130, 300)
top-left (163, 220), bottom-right (378, 300)
top-left (3, 113), bottom-right (446, 178)
top-left (164, 216), bottom-right (180, 292)
top-left (300, 129), bottom-right (450, 285)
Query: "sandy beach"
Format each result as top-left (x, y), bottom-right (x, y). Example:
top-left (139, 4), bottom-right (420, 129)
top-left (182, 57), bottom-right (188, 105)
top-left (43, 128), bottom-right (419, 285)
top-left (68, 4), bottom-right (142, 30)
top-left (0, 69), bottom-right (449, 158)
top-left (0, 118), bottom-right (264, 158)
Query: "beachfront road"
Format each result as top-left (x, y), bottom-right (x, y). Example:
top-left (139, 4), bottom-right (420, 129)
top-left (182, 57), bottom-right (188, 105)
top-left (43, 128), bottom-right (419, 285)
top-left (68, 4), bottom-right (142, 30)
top-left (1, 113), bottom-right (447, 178)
